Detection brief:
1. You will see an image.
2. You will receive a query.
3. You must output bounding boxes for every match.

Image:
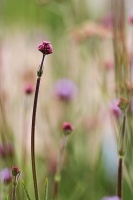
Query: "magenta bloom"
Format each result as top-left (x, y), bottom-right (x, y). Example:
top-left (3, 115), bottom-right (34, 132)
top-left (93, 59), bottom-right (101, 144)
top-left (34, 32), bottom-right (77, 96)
top-left (0, 168), bottom-right (12, 184)
top-left (110, 99), bottom-right (122, 118)
top-left (54, 79), bottom-right (77, 102)
top-left (38, 41), bottom-right (53, 54)
top-left (62, 122), bottom-right (74, 135)
top-left (102, 196), bottom-right (120, 200)
top-left (24, 84), bottom-right (34, 95)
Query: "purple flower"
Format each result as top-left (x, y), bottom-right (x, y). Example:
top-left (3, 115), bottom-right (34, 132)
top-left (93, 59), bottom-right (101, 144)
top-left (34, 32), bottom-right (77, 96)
top-left (101, 196), bottom-right (120, 200)
top-left (54, 79), bottom-right (77, 102)
top-left (38, 41), bottom-right (53, 55)
top-left (110, 99), bottom-right (122, 118)
top-left (0, 168), bottom-right (12, 184)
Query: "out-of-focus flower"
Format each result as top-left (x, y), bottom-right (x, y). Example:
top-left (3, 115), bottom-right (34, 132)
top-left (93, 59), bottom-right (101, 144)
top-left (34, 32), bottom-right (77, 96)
top-left (100, 13), bottom-right (114, 31)
top-left (54, 79), bottom-right (77, 102)
top-left (0, 168), bottom-right (12, 184)
top-left (110, 99), bottom-right (122, 118)
top-left (71, 22), bottom-right (112, 42)
top-left (24, 84), bottom-right (34, 95)
top-left (0, 143), bottom-right (14, 158)
top-left (104, 60), bottom-right (114, 71)
top-left (38, 41), bottom-right (53, 55)
top-left (62, 122), bottom-right (74, 135)
top-left (101, 196), bottom-right (120, 200)
top-left (12, 166), bottom-right (21, 177)
top-left (117, 98), bottom-right (129, 111)
top-left (128, 10), bottom-right (133, 25)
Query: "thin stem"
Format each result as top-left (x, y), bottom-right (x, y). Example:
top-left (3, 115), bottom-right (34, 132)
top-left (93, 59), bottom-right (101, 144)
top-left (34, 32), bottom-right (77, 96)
top-left (11, 176), bottom-right (17, 200)
top-left (53, 135), bottom-right (68, 200)
top-left (117, 114), bottom-right (126, 199)
top-left (31, 54), bottom-right (45, 200)
top-left (117, 158), bottom-right (123, 199)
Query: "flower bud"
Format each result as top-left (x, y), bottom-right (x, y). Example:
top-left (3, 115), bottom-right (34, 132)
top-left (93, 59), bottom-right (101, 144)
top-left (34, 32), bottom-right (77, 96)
top-left (38, 41), bottom-right (53, 55)
top-left (24, 84), bottom-right (34, 95)
top-left (12, 166), bottom-right (20, 177)
top-left (62, 122), bottom-right (74, 135)
top-left (117, 98), bottom-right (129, 111)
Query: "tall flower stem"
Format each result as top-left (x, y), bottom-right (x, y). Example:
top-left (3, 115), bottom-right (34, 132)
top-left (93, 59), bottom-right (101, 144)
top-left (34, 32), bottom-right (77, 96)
top-left (53, 135), bottom-right (68, 200)
top-left (117, 114), bottom-right (126, 199)
top-left (31, 54), bottom-right (45, 200)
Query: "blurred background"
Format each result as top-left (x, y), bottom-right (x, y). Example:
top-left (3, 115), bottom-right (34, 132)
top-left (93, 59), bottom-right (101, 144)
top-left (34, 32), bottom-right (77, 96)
top-left (0, 0), bottom-right (133, 200)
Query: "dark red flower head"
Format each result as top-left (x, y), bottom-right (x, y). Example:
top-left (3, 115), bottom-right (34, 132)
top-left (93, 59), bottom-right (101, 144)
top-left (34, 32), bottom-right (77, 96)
top-left (62, 122), bottom-right (74, 135)
top-left (24, 84), bottom-right (34, 95)
top-left (12, 166), bottom-right (20, 177)
top-left (38, 41), bottom-right (53, 55)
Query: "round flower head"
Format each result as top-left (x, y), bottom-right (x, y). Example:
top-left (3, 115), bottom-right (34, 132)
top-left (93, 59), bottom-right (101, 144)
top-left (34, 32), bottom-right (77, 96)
top-left (101, 196), bottom-right (120, 200)
top-left (54, 79), bottom-right (77, 102)
top-left (24, 84), bottom-right (34, 95)
top-left (12, 166), bottom-right (20, 177)
top-left (38, 41), bottom-right (53, 55)
top-left (62, 122), bottom-right (74, 135)
top-left (0, 168), bottom-right (12, 185)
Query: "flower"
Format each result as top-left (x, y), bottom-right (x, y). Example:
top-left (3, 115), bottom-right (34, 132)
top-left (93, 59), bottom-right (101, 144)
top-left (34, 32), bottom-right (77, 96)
top-left (110, 99), bottom-right (122, 118)
top-left (0, 143), bottom-right (14, 158)
top-left (24, 84), bottom-right (34, 95)
top-left (54, 79), bottom-right (77, 102)
top-left (101, 196), bottom-right (120, 200)
top-left (0, 168), bottom-right (12, 184)
top-left (128, 10), bottom-right (133, 24)
top-left (12, 166), bottom-right (21, 176)
top-left (38, 41), bottom-right (53, 54)
top-left (62, 122), bottom-right (74, 135)
top-left (117, 98), bottom-right (129, 111)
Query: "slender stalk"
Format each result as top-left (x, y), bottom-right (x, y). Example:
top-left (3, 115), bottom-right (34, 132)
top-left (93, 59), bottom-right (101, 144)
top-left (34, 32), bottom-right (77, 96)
top-left (117, 114), bottom-right (126, 199)
top-left (53, 135), bottom-right (68, 200)
top-left (31, 54), bottom-right (45, 200)
top-left (11, 176), bottom-right (17, 200)
top-left (117, 158), bottom-right (123, 199)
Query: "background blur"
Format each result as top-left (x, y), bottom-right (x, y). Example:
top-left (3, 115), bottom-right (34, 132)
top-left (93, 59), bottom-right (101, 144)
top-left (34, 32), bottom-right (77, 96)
top-left (0, 0), bottom-right (133, 200)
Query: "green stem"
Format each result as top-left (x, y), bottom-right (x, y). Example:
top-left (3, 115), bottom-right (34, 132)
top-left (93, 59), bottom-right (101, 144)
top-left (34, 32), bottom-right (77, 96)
top-left (31, 54), bottom-right (45, 200)
top-left (53, 135), bottom-right (68, 200)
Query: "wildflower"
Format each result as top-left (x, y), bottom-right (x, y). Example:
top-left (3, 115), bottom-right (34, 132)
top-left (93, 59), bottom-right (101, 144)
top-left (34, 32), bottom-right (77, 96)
top-left (0, 143), bottom-right (14, 158)
top-left (128, 10), bottom-right (133, 24)
top-left (38, 41), bottom-right (53, 54)
top-left (54, 79), bottom-right (77, 102)
top-left (0, 168), bottom-right (12, 184)
top-left (101, 196), bottom-right (120, 200)
top-left (117, 98), bottom-right (129, 111)
top-left (12, 166), bottom-right (20, 177)
top-left (24, 84), bottom-right (34, 95)
top-left (62, 122), bottom-right (74, 135)
top-left (110, 99), bottom-right (122, 118)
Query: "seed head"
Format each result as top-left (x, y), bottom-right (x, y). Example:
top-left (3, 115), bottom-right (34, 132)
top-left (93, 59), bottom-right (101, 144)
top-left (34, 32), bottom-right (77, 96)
top-left (38, 41), bottom-right (53, 55)
top-left (12, 166), bottom-right (20, 177)
top-left (62, 122), bottom-right (74, 135)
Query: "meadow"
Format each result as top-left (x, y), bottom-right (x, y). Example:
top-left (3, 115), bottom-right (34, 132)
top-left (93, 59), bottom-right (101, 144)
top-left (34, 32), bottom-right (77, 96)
top-left (0, 0), bottom-right (133, 200)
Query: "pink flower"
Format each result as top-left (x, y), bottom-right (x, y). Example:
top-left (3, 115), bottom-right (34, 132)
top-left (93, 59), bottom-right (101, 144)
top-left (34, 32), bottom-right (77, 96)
top-left (62, 122), bottom-right (74, 135)
top-left (38, 41), bottom-right (53, 54)
top-left (24, 84), bottom-right (34, 95)
top-left (110, 99), bottom-right (122, 118)
top-left (128, 10), bottom-right (133, 25)
top-left (0, 168), bottom-right (12, 185)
